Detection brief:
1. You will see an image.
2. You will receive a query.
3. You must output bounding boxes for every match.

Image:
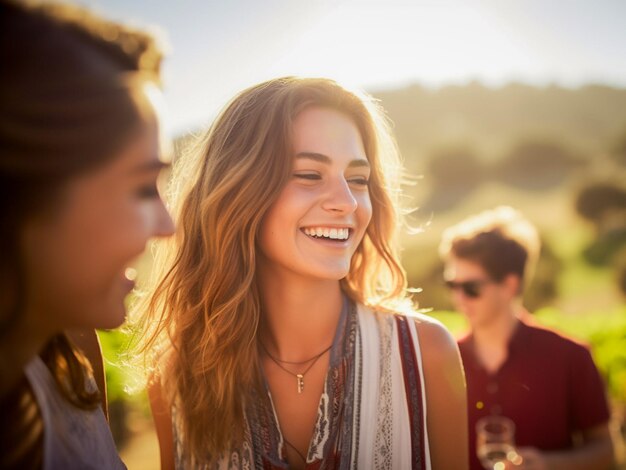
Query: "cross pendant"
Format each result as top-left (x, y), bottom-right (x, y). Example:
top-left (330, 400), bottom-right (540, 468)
top-left (296, 374), bottom-right (304, 394)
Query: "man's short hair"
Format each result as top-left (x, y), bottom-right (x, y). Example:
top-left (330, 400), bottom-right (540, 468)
top-left (439, 206), bottom-right (540, 288)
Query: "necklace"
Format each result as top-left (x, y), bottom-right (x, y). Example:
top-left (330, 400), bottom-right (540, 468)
top-left (260, 342), bottom-right (332, 394)
top-left (284, 439), bottom-right (307, 465)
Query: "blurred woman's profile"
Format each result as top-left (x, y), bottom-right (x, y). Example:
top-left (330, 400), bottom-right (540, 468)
top-left (0, 0), bottom-right (174, 467)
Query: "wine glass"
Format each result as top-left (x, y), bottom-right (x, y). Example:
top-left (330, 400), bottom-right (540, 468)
top-left (476, 415), bottom-right (523, 469)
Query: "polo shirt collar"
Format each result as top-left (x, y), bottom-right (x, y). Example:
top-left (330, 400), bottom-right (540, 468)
top-left (507, 316), bottom-right (532, 355)
top-left (461, 315), bottom-right (531, 373)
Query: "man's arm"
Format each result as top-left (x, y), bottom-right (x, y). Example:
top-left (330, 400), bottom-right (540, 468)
top-left (517, 337), bottom-right (615, 470)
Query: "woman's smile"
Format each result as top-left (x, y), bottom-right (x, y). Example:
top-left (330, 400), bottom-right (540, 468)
top-left (302, 226), bottom-right (350, 240)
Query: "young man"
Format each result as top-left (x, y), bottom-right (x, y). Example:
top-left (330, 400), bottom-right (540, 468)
top-left (440, 206), bottom-right (614, 470)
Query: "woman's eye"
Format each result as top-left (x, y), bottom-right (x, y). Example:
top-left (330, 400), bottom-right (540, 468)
top-left (349, 177), bottom-right (369, 186)
top-left (293, 173), bottom-right (321, 181)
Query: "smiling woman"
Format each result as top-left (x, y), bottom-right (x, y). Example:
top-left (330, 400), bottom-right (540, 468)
top-left (134, 76), bottom-right (468, 469)
top-left (0, 0), bottom-right (173, 468)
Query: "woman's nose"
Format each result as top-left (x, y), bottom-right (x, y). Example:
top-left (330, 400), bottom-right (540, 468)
top-left (321, 178), bottom-right (358, 213)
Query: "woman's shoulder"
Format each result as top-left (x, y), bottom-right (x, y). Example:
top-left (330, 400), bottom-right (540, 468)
top-left (357, 303), bottom-right (458, 358)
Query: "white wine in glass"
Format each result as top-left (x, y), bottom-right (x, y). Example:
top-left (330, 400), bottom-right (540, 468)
top-left (476, 416), bottom-right (522, 469)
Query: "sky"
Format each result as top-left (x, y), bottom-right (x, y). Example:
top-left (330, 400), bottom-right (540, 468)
top-left (75, 0), bottom-right (626, 136)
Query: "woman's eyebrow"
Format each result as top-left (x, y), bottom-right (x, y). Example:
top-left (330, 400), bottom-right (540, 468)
top-left (296, 152), bottom-right (331, 164)
top-left (348, 159), bottom-right (370, 168)
top-left (295, 152), bottom-right (370, 168)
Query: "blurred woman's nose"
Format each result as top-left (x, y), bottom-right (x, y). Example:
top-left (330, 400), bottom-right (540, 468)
top-left (322, 178), bottom-right (358, 213)
top-left (154, 201), bottom-right (175, 237)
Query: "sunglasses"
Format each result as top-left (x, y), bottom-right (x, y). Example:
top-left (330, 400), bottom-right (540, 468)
top-left (444, 279), bottom-right (491, 298)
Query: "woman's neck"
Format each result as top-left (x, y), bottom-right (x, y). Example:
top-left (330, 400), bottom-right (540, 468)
top-left (258, 273), bottom-right (343, 362)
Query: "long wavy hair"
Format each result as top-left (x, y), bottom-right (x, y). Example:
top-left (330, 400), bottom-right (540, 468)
top-left (132, 77), bottom-right (408, 464)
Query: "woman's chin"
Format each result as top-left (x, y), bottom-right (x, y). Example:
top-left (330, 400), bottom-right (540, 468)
top-left (95, 303), bottom-right (128, 330)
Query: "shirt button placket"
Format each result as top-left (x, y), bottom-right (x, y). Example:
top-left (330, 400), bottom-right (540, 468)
top-left (487, 381), bottom-right (501, 414)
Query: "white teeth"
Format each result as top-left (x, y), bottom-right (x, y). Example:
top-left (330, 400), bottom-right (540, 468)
top-left (303, 227), bottom-right (350, 240)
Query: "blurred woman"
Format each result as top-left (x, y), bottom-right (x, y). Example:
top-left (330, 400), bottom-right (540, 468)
top-left (136, 77), bottom-right (467, 469)
top-left (0, 1), bottom-right (174, 468)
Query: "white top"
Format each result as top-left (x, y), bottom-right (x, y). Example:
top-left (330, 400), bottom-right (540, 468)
top-left (24, 356), bottom-right (126, 470)
top-left (356, 304), bottom-right (432, 469)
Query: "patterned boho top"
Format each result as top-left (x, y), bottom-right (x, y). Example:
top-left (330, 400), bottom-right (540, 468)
top-left (174, 298), bottom-right (431, 469)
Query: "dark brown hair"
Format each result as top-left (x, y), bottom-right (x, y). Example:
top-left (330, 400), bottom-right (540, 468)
top-left (439, 206), bottom-right (540, 288)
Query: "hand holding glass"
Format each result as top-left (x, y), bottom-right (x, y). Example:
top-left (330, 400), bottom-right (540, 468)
top-left (476, 416), bottom-right (523, 469)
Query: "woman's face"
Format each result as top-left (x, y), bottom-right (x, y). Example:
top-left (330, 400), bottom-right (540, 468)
top-left (21, 112), bottom-right (174, 332)
top-left (258, 106), bottom-right (372, 282)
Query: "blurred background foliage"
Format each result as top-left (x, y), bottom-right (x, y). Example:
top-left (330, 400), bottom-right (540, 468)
top-left (100, 82), bottom-right (626, 464)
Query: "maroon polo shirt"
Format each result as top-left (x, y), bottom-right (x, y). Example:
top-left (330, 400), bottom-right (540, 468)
top-left (458, 318), bottom-right (611, 470)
